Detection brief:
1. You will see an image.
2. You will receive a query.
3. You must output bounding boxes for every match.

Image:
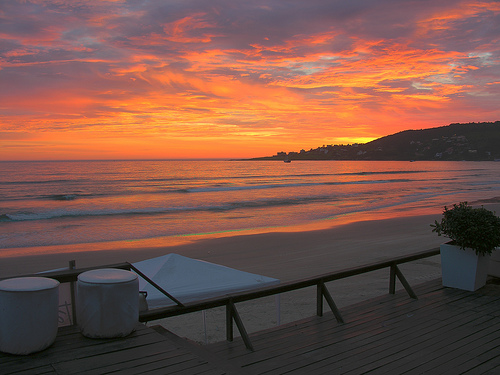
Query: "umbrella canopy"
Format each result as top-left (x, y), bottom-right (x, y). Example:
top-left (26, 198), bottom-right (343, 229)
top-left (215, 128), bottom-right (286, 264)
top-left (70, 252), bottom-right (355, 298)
top-left (132, 254), bottom-right (280, 309)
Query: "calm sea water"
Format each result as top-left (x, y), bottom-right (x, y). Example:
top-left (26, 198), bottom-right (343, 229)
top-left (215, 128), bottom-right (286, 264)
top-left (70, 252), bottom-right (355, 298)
top-left (1, 160), bottom-right (499, 251)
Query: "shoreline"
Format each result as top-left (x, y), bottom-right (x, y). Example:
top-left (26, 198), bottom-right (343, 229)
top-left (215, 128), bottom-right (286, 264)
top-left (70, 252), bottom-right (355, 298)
top-left (1, 200), bottom-right (499, 280)
top-left (0, 212), bottom-right (445, 280)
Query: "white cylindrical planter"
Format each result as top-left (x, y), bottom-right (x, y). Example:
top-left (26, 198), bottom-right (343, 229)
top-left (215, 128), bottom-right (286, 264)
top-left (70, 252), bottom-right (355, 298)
top-left (77, 268), bottom-right (139, 338)
top-left (0, 277), bottom-right (60, 355)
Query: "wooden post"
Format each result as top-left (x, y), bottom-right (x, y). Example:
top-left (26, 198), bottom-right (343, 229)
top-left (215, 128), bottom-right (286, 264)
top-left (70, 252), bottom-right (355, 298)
top-left (317, 281), bottom-right (324, 316)
top-left (226, 302), bottom-right (233, 342)
top-left (321, 283), bottom-right (344, 324)
top-left (395, 265), bottom-right (418, 299)
top-left (226, 300), bottom-right (253, 351)
top-left (389, 264), bottom-right (417, 299)
top-left (389, 264), bottom-right (397, 295)
top-left (317, 280), bottom-right (344, 323)
top-left (69, 260), bottom-right (77, 325)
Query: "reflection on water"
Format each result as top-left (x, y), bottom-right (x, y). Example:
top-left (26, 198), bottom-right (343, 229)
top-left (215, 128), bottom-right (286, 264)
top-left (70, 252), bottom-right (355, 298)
top-left (0, 160), bottom-right (499, 250)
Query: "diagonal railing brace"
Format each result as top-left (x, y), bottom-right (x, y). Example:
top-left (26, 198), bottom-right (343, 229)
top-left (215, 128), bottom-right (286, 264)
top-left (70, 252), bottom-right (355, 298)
top-left (317, 280), bottom-right (344, 323)
top-left (226, 300), bottom-right (254, 351)
top-left (128, 264), bottom-right (185, 307)
top-left (390, 264), bottom-right (418, 299)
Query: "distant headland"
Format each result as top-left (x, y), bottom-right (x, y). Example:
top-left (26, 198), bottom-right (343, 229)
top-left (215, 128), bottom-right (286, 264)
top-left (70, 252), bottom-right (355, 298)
top-left (251, 121), bottom-right (500, 161)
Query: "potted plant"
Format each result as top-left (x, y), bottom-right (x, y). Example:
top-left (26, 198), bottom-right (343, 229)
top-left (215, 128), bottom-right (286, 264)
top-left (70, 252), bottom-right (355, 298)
top-left (431, 202), bottom-right (500, 291)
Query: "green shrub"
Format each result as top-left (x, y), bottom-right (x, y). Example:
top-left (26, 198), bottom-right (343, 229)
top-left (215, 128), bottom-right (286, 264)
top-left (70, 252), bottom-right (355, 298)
top-left (431, 202), bottom-right (500, 256)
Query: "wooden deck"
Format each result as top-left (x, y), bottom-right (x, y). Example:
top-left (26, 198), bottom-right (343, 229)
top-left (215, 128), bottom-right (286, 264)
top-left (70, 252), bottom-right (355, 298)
top-left (2, 278), bottom-right (500, 374)
top-left (207, 278), bottom-right (500, 374)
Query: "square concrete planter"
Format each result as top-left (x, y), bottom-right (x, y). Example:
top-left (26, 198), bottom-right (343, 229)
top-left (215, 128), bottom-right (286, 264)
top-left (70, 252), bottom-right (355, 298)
top-left (488, 249), bottom-right (500, 278)
top-left (440, 243), bottom-right (490, 291)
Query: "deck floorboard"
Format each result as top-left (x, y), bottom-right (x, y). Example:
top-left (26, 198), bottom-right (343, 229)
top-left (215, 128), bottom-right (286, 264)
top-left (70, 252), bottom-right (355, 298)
top-left (206, 278), bottom-right (500, 374)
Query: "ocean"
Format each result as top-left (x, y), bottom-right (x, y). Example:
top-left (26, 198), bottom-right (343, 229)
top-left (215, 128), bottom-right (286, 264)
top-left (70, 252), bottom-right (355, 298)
top-left (1, 160), bottom-right (499, 252)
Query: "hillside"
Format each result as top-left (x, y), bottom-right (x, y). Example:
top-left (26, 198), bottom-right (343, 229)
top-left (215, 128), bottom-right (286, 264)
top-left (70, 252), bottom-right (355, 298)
top-left (254, 121), bottom-right (500, 161)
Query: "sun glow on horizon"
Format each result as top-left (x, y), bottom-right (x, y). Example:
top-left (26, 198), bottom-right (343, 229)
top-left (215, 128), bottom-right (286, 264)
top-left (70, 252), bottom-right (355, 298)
top-left (1, 0), bottom-right (499, 160)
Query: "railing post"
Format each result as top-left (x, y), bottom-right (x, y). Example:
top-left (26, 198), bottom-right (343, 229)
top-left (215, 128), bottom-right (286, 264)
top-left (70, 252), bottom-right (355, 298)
top-left (226, 300), bottom-right (253, 351)
top-left (317, 280), bottom-right (344, 323)
top-left (389, 264), bottom-right (397, 295)
top-left (69, 260), bottom-right (77, 325)
top-left (389, 264), bottom-right (418, 299)
top-left (395, 265), bottom-right (418, 299)
top-left (322, 283), bottom-right (344, 324)
top-left (317, 281), bottom-right (324, 316)
top-left (226, 302), bottom-right (233, 342)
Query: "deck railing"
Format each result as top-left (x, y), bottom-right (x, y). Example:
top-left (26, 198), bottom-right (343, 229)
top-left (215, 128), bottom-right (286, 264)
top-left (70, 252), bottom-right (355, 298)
top-left (2, 247), bottom-right (440, 351)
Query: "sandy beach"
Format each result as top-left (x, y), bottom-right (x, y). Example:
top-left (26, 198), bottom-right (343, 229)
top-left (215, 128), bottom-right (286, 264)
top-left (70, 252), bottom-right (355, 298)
top-left (1, 211), bottom-right (447, 280)
top-left (2, 201), bottom-right (499, 344)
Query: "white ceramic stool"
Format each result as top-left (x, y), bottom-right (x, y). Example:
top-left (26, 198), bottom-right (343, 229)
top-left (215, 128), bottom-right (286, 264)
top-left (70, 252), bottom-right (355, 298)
top-left (77, 268), bottom-right (138, 338)
top-left (0, 277), bottom-right (60, 355)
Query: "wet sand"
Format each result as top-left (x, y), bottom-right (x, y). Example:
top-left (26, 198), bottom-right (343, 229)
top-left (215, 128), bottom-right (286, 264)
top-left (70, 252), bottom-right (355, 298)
top-left (1, 213), bottom-right (446, 280)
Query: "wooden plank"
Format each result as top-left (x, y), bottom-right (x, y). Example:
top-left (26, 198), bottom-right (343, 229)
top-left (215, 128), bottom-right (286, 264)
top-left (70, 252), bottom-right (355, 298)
top-left (431, 334), bottom-right (500, 375)
top-left (251, 300), bottom-right (488, 374)
top-left (0, 323), bottom-right (214, 375)
top-left (336, 314), bottom-right (499, 374)
top-left (52, 342), bottom-right (194, 374)
top-left (209, 278), bottom-right (439, 356)
top-left (207, 290), bottom-right (412, 357)
top-left (204, 279), bottom-right (500, 375)
top-left (406, 335), bottom-right (500, 375)
top-left (1, 366), bottom-right (57, 375)
top-left (209, 306), bottom-right (424, 370)
top-left (0, 325), bottom-right (170, 374)
top-left (398, 300), bottom-right (500, 374)
top-left (295, 293), bottom-right (497, 374)
top-left (72, 351), bottom-right (199, 375)
top-left (460, 351), bottom-right (500, 375)
top-left (216, 278), bottom-right (451, 357)
top-left (208, 281), bottom-right (469, 365)
top-left (117, 358), bottom-right (215, 375)
top-left (151, 326), bottom-right (252, 375)
top-left (312, 286), bottom-right (500, 374)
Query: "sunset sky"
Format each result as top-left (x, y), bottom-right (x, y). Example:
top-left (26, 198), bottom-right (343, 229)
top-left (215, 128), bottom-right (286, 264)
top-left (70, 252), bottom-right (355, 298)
top-left (1, 0), bottom-right (499, 160)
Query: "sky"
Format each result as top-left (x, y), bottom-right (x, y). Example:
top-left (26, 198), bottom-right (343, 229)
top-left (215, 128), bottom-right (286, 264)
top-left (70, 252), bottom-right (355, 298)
top-left (1, 0), bottom-right (499, 160)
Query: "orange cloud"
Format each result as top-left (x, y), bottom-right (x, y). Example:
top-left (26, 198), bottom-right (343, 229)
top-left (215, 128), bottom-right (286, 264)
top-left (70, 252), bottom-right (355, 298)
top-left (1, 0), bottom-right (499, 160)
top-left (163, 13), bottom-right (219, 43)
